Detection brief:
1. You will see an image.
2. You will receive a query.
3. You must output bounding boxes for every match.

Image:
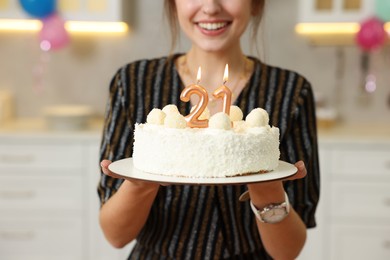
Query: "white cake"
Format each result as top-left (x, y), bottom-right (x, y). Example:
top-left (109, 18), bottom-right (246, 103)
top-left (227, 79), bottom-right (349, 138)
top-left (132, 105), bottom-right (280, 178)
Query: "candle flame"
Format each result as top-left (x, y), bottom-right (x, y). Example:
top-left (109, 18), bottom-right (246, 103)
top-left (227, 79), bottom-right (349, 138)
top-left (196, 66), bottom-right (202, 84)
top-left (223, 64), bottom-right (229, 84)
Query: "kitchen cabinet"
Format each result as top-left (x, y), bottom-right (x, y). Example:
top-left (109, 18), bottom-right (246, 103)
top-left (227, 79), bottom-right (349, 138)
top-left (325, 142), bottom-right (390, 260)
top-left (0, 120), bottom-right (132, 260)
top-left (298, 0), bottom-right (374, 23)
top-left (0, 138), bottom-right (86, 259)
top-left (299, 126), bottom-right (390, 260)
top-left (1, 120), bottom-right (389, 259)
top-left (0, 0), bottom-right (124, 22)
top-left (58, 0), bottom-right (122, 22)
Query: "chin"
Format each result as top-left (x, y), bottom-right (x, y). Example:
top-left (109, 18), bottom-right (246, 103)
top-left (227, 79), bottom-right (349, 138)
top-left (196, 41), bottom-right (231, 53)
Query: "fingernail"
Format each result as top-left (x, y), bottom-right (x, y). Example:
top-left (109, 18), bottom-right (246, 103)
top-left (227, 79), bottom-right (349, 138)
top-left (239, 191), bottom-right (250, 201)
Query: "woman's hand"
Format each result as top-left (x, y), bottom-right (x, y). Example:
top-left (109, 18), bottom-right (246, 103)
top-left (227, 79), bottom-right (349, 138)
top-left (241, 160), bottom-right (307, 202)
top-left (247, 160), bottom-right (308, 260)
top-left (100, 159), bottom-right (160, 190)
top-left (99, 159), bottom-right (160, 247)
top-left (287, 160), bottom-right (307, 181)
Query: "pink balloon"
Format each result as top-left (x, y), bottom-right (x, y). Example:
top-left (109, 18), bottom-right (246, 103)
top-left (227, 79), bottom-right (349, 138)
top-left (39, 13), bottom-right (70, 51)
top-left (356, 17), bottom-right (387, 51)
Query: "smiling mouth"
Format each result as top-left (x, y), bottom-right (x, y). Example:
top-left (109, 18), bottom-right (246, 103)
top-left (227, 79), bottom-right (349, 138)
top-left (197, 22), bottom-right (229, 31)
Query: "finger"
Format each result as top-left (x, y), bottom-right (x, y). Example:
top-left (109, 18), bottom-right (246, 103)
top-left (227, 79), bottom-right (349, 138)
top-left (295, 160), bottom-right (307, 179)
top-left (100, 160), bottom-right (125, 179)
top-left (100, 159), bottom-right (112, 169)
top-left (284, 160), bottom-right (307, 181)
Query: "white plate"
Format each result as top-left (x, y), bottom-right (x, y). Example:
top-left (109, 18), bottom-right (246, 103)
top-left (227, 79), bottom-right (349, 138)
top-left (108, 158), bottom-right (297, 185)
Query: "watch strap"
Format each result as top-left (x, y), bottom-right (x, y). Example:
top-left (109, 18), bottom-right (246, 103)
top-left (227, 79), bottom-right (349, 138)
top-left (250, 191), bottom-right (290, 223)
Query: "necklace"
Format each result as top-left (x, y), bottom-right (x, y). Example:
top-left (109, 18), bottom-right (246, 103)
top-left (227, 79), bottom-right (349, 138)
top-left (178, 55), bottom-right (253, 107)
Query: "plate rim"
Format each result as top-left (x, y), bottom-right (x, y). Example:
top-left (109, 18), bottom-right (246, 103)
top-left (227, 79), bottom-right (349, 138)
top-left (108, 158), bottom-right (297, 185)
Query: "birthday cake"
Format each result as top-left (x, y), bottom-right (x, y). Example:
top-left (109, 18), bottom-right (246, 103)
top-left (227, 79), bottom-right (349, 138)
top-left (132, 105), bottom-right (280, 178)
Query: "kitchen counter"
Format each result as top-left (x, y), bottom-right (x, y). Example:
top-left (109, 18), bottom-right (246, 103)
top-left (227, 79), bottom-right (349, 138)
top-left (1, 118), bottom-right (390, 142)
top-left (0, 117), bottom-right (103, 141)
top-left (318, 123), bottom-right (390, 143)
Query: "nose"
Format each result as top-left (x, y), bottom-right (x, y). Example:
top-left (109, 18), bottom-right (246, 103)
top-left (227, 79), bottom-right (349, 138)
top-left (202, 0), bottom-right (221, 15)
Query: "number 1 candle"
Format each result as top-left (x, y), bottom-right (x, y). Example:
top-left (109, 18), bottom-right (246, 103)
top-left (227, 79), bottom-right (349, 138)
top-left (212, 64), bottom-right (232, 115)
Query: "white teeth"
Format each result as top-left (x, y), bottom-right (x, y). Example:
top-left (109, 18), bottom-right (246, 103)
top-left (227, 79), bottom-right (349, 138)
top-left (198, 22), bottom-right (227, 31)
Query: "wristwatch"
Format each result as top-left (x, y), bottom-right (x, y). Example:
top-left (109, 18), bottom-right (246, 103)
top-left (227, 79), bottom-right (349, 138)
top-left (250, 192), bottom-right (290, 224)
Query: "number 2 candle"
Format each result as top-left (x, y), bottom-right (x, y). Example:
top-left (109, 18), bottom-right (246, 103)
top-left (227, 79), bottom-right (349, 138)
top-left (180, 67), bottom-right (209, 128)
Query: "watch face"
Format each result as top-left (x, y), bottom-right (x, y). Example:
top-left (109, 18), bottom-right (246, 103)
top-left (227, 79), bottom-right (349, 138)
top-left (260, 206), bottom-right (288, 224)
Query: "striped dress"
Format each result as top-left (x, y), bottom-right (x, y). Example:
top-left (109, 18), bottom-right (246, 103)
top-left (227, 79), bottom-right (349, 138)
top-left (98, 54), bottom-right (320, 259)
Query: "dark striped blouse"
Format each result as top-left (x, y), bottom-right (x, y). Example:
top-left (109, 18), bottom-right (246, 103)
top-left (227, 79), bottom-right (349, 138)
top-left (98, 54), bottom-right (320, 259)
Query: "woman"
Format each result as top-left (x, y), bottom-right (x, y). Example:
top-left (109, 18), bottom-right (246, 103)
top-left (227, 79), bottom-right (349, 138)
top-left (99, 0), bottom-right (320, 259)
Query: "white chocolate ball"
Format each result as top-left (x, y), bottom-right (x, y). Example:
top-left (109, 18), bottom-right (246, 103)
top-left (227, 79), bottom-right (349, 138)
top-left (246, 108), bottom-right (269, 127)
top-left (164, 113), bottom-right (187, 129)
top-left (190, 106), bottom-right (210, 120)
top-left (233, 120), bottom-right (247, 133)
top-left (146, 108), bottom-right (166, 125)
top-left (209, 112), bottom-right (232, 130)
top-left (229, 105), bottom-right (243, 121)
top-left (162, 104), bottom-right (179, 115)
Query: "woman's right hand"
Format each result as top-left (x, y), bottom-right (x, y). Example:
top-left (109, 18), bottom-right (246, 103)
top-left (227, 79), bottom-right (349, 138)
top-left (100, 159), bottom-right (160, 190)
top-left (99, 159), bottom-right (160, 247)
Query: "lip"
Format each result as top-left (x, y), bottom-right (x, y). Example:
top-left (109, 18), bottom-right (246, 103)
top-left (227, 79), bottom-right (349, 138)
top-left (195, 20), bottom-right (231, 36)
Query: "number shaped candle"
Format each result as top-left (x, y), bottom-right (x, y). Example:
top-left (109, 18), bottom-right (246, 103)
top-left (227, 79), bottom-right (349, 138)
top-left (180, 67), bottom-right (209, 128)
top-left (212, 64), bottom-right (232, 115)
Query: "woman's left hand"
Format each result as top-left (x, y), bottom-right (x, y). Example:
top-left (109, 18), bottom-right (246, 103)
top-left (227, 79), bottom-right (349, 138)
top-left (286, 160), bottom-right (307, 181)
top-left (240, 160), bottom-right (307, 202)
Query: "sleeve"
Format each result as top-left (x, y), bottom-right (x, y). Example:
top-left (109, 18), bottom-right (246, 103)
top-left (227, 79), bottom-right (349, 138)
top-left (281, 79), bottom-right (320, 228)
top-left (97, 66), bottom-right (134, 206)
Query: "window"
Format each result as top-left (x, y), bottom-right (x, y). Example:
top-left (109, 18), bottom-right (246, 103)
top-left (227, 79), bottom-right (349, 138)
top-left (343, 0), bottom-right (361, 10)
top-left (316, 0), bottom-right (333, 10)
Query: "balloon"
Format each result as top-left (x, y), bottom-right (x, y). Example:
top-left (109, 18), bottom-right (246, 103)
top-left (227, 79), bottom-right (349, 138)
top-left (19, 0), bottom-right (56, 18)
top-left (39, 13), bottom-right (70, 51)
top-left (356, 17), bottom-right (387, 51)
top-left (376, 0), bottom-right (390, 21)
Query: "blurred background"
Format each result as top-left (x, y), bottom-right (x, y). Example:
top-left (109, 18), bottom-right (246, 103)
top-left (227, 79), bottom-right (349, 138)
top-left (0, 0), bottom-right (389, 259)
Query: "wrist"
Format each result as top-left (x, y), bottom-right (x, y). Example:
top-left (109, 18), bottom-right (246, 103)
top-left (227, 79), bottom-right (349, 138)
top-left (250, 191), bottom-right (290, 224)
top-left (247, 182), bottom-right (285, 209)
top-left (122, 179), bottom-right (160, 197)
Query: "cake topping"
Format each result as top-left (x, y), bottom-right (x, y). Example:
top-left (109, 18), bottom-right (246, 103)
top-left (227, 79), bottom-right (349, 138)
top-left (246, 108), bottom-right (269, 127)
top-left (164, 113), bottom-right (187, 129)
top-left (162, 104), bottom-right (180, 115)
top-left (233, 120), bottom-right (246, 133)
top-left (209, 112), bottom-right (232, 130)
top-left (229, 105), bottom-right (243, 122)
top-left (146, 108), bottom-right (166, 125)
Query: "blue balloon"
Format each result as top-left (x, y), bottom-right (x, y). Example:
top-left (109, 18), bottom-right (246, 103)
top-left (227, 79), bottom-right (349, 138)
top-left (19, 0), bottom-right (56, 18)
top-left (376, 0), bottom-right (390, 21)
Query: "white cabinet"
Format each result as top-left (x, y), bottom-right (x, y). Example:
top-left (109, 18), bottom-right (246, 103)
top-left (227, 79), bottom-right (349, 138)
top-left (0, 138), bottom-right (87, 259)
top-left (0, 0), bottom-right (124, 22)
top-left (301, 139), bottom-right (390, 260)
top-left (330, 224), bottom-right (390, 260)
top-left (325, 142), bottom-right (390, 260)
top-left (0, 131), bottom-right (131, 260)
top-left (298, 0), bottom-right (374, 22)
